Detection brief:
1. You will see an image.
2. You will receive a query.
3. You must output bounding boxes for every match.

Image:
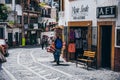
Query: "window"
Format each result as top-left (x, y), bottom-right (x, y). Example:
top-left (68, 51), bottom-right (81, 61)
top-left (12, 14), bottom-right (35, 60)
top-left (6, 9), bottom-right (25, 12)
top-left (17, 16), bottom-right (22, 24)
top-left (15, 0), bottom-right (21, 4)
top-left (116, 27), bottom-right (120, 48)
top-left (24, 16), bottom-right (28, 24)
top-left (5, 0), bottom-right (12, 4)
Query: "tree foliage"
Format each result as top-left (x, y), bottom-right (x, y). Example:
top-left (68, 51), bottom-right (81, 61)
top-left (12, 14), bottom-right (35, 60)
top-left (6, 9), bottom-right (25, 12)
top-left (0, 4), bottom-right (8, 21)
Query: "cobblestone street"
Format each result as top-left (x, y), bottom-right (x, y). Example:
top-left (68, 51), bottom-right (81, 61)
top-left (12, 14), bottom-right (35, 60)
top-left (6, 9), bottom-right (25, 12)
top-left (0, 47), bottom-right (120, 80)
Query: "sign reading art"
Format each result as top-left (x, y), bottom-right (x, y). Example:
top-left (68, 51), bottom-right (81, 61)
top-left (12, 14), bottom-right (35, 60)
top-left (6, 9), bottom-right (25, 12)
top-left (97, 6), bottom-right (116, 18)
top-left (71, 5), bottom-right (89, 20)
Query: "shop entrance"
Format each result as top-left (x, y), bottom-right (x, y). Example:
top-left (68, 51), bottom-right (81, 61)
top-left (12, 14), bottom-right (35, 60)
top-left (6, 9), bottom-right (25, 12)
top-left (101, 26), bottom-right (112, 68)
top-left (69, 27), bottom-right (89, 60)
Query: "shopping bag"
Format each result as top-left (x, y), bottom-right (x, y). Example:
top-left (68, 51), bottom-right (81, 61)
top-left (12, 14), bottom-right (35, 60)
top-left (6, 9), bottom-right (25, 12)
top-left (46, 46), bottom-right (55, 53)
top-left (0, 51), bottom-right (7, 63)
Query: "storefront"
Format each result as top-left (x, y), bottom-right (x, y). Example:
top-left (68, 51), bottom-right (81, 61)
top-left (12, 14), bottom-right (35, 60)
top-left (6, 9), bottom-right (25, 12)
top-left (24, 29), bottom-right (42, 45)
top-left (61, 0), bottom-right (120, 71)
top-left (97, 5), bottom-right (120, 71)
top-left (68, 21), bottom-right (92, 60)
top-left (66, 0), bottom-right (96, 61)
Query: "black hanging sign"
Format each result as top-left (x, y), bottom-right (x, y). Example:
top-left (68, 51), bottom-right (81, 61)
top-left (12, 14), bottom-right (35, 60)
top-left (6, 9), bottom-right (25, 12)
top-left (97, 6), bottom-right (116, 18)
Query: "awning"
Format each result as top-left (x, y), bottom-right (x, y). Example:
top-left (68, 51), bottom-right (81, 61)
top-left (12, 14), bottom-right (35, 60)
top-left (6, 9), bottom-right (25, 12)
top-left (0, 22), bottom-right (14, 28)
top-left (52, 26), bottom-right (64, 30)
top-left (39, 2), bottom-right (51, 9)
top-left (23, 13), bottom-right (38, 17)
top-left (7, 23), bottom-right (14, 28)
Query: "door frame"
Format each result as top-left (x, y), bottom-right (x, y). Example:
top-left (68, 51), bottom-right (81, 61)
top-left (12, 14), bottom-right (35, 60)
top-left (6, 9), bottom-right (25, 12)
top-left (97, 21), bottom-right (115, 70)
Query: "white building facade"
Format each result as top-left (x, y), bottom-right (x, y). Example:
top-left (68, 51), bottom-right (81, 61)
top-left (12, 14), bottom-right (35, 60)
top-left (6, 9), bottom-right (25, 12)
top-left (60, 0), bottom-right (120, 71)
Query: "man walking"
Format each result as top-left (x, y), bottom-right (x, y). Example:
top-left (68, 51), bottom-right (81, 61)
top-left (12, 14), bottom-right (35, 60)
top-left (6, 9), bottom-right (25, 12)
top-left (54, 35), bottom-right (63, 65)
top-left (41, 36), bottom-right (45, 50)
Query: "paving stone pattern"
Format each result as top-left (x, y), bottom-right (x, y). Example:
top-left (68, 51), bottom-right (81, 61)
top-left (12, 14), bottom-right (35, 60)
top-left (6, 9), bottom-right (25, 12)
top-left (0, 47), bottom-right (120, 80)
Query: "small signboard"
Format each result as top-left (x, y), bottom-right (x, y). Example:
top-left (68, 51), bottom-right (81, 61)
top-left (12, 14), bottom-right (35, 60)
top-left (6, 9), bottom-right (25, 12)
top-left (97, 6), bottom-right (116, 18)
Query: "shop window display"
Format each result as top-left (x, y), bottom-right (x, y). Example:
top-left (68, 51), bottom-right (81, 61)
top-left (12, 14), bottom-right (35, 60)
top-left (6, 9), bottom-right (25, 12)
top-left (69, 27), bottom-right (88, 60)
top-left (116, 28), bottom-right (120, 47)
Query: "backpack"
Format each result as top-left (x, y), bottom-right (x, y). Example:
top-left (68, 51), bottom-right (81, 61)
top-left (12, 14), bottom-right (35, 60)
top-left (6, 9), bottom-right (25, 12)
top-left (55, 39), bottom-right (62, 49)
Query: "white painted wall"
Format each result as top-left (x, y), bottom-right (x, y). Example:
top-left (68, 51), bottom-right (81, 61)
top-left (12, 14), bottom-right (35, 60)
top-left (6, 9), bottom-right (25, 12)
top-left (69, 0), bottom-right (97, 26)
top-left (12, 0), bottom-right (15, 11)
top-left (64, 0), bottom-right (70, 26)
top-left (4, 25), bottom-right (8, 39)
top-left (0, 0), bottom-right (5, 4)
top-left (16, 5), bottom-right (22, 16)
top-left (97, 0), bottom-right (117, 7)
top-left (97, 0), bottom-right (120, 27)
top-left (117, 1), bottom-right (120, 26)
top-left (58, 11), bottom-right (65, 26)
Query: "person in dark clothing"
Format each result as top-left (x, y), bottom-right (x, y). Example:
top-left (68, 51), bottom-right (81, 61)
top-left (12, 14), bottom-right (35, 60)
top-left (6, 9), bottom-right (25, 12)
top-left (41, 37), bottom-right (45, 49)
top-left (54, 36), bottom-right (63, 65)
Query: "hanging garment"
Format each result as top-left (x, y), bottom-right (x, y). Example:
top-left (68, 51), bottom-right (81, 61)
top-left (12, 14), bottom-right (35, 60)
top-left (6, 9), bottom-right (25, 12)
top-left (75, 29), bottom-right (81, 38)
top-left (68, 43), bottom-right (76, 53)
top-left (75, 39), bottom-right (83, 49)
top-left (70, 29), bottom-right (75, 40)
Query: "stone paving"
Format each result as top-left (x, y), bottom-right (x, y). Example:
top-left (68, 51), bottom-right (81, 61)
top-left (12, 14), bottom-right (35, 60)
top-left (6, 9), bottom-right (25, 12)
top-left (0, 47), bottom-right (120, 80)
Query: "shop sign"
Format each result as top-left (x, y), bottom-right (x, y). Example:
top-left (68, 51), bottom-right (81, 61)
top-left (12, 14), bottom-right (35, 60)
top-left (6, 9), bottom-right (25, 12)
top-left (97, 6), bottom-right (116, 18)
top-left (71, 5), bottom-right (89, 19)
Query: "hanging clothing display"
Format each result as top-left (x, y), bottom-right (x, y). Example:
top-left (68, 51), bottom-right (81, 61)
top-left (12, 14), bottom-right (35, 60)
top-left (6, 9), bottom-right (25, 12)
top-left (68, 43), bottom-right (76, 53)
top-left (75, 39), bottom-right (83, 49)
top-left (83, 40), bottom-right (88, 50)
top-left (69, 27), bottom-right (88, 60)
top-left (69, 29), bottom-right (75, 40)
top-left (75, 29), bottom-right (81, 38)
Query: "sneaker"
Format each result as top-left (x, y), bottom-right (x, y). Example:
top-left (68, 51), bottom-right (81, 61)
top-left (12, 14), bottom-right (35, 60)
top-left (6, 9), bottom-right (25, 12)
top-left (57, 61), bottom-right (60, 65)
top-left (52, 60), bottom-right (56, 62)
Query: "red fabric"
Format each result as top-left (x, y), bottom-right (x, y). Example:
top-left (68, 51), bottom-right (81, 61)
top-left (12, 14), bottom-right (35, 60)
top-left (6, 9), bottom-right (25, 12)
top-left (68, 43), bottom-right (75, 53)
top-left (47, 42), bottom-right (55, 53)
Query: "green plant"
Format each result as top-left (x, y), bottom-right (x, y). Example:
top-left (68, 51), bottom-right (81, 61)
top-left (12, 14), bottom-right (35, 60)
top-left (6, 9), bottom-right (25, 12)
top-left (0, 4), bottom-right (9, 21)
top-left (8, 21), bottom-right (14, 25)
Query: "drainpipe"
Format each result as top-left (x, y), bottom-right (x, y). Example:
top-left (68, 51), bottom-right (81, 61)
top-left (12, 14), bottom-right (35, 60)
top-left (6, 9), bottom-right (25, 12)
top-left (21, 0), bottom-right (25, 46)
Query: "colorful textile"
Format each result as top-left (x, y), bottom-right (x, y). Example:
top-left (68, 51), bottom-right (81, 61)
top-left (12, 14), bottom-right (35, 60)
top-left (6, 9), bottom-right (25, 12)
top-left (68, 43), bottom-right (76, 53)
top-left (70, 29), bottom-right (75, 40)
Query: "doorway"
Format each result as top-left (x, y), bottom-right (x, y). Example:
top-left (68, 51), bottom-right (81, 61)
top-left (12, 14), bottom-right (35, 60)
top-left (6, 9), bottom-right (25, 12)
top-left (101, 26), bottom-right (112, 68)
top-left (0, 28), bottom-right (4, 38)
top-left (8, 33), bottom-right (13, 47)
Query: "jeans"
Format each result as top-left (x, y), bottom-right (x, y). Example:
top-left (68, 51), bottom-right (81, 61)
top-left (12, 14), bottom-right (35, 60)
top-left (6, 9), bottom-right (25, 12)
top-left (53, 52), bottom-right (56, 61)
top-left (54, 49), bottom-right (61, 64)
top-left (0, 63), bottom-right (2, 70)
